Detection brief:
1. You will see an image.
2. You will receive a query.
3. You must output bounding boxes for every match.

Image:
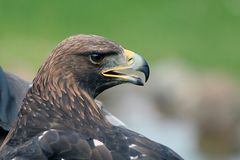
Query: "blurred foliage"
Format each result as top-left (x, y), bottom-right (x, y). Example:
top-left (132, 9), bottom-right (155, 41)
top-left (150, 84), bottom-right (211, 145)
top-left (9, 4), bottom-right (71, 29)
top-left (0, 0), bottom-right (239, 78)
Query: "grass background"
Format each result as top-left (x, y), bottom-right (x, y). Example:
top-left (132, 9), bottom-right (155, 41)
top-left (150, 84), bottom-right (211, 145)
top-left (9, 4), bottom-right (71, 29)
top-left (0, 1), bottom-right (239, 158)
top-left (0, 0), bottom-right (239, 79)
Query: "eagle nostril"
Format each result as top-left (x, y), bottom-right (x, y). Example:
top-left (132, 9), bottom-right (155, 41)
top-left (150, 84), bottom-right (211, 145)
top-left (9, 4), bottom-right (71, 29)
top-left (128, 57), bottom-right (134, 65)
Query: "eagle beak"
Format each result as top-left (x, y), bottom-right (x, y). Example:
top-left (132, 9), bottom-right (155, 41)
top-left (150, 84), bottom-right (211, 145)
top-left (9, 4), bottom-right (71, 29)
top-left (102, 49), bottom-right (150, 86)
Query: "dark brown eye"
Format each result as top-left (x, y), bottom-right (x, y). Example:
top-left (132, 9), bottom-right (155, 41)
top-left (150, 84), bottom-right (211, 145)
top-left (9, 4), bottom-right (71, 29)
top-left (89, 53), bottom-right (105, 64)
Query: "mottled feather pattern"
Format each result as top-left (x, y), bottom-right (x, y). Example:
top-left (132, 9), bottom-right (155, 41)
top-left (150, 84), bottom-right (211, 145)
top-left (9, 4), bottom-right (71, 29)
top-left (0, 35), bottom-right (183, 160)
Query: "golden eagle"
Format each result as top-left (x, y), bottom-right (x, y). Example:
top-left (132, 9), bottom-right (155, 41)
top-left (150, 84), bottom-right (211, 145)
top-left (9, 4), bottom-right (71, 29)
top-left (0, 35), bottom-right (183, 160)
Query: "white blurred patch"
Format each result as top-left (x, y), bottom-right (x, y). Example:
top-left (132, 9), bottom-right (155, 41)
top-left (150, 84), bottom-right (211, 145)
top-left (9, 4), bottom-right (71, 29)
top-left (93, 139), bottom-right (104, 147)
top-left (105, 115), bottom-right (126, 127)
top-left (130, 155), bottom-right (138, 159)
top-left (129, 144), bottom-right (136, 148)
top-left (38, 130), bottom-right (48, 141)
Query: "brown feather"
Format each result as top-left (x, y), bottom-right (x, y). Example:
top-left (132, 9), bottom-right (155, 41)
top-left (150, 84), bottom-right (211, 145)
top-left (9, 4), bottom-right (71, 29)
top-left (0, 35), bottom-right (183, 160)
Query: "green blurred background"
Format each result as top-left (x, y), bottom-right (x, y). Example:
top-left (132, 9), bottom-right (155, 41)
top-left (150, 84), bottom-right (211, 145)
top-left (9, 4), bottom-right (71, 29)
top-left (0, 1), bottom-right (240, 159)
top-left (0, 0), bottom-right (239, 79)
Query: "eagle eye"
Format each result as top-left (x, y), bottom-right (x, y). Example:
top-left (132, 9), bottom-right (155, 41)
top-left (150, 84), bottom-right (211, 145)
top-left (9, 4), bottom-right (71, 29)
top-left (89, 53), bottom-right (105, 64)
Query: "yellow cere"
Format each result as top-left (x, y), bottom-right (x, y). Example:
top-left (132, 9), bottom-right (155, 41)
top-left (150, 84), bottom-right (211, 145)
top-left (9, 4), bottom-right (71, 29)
top-left (124, 49), bottom-right (135, 63)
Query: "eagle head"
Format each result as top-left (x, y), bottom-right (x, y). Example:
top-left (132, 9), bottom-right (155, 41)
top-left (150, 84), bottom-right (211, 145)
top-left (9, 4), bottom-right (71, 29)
top-left (37, 35), bottom-right (149, 98)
